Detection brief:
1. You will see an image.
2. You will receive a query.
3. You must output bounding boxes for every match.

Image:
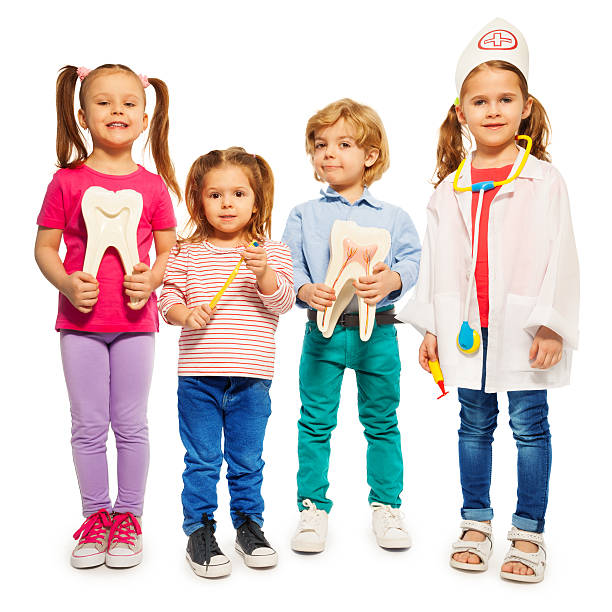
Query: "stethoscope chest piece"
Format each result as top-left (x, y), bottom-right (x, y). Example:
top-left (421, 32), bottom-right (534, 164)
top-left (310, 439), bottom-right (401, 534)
top-left (457, 321), bottom-right (481, 354)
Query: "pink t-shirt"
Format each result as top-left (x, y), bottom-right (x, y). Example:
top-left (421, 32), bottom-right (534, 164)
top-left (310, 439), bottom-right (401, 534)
top-left (37, 164), bottom-right (176, 332)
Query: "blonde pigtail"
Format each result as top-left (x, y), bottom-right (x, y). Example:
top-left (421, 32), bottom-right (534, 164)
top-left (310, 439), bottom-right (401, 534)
top-left (252, 154), bottom-right (274, 240)
top-left (519, 95), bottom-right (551, 162)
top-left (434, 103), bottom-right (467, 187)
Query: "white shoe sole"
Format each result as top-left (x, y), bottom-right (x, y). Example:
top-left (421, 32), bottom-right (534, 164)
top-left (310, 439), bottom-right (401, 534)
top-left (450, 558), bottom-right (488, 572)
top-left (290, 538), bottom-right (325, 553)
top-left (71, 551), bottom-right (106, 569)
top-left (376, 536), bottom-right (412, 549)
top-left (235, 542), bottom-right (278, 568)
top-left (187, 552), bottom-right (232, 578)
top-left (500, 570), bottom-right (543, 583)
top-left (105, 550), bottom-right (143, 568)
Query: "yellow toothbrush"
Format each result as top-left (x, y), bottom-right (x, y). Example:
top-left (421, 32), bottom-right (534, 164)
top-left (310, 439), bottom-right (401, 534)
top-left (209, 241), bottom-right (258, 310)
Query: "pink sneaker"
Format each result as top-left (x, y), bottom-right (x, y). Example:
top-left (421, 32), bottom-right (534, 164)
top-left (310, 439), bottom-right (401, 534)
top-left (71, 509), bottom-right (112, 569)
top-left (106, 512), bottom-right (143, 568)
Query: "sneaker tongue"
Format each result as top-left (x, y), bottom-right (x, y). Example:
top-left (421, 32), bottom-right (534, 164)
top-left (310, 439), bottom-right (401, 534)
top-left (239, 520), bottom-right (269, 549)
top-left (194, 524), bottom-right (222, 562)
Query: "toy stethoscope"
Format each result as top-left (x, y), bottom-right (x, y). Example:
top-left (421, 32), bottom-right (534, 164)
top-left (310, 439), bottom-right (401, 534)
top-left (452, 134), bottom-right (533, 354)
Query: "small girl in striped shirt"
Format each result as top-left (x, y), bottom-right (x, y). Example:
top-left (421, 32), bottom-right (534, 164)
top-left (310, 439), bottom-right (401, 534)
top-left (159, 147), bottom-right (294, 578)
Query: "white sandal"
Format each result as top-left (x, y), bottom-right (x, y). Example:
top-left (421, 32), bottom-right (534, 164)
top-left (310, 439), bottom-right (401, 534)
top-left (450, 520), bottom-right (493, 571)
top-left (500, 526), bottom-right (546, 583)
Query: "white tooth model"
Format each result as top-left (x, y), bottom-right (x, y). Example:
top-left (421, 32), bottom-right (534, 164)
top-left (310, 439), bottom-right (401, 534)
top-left (81, 186), bottom-right (144, 304)
top-left (318, 220), bottom-right (391, 342)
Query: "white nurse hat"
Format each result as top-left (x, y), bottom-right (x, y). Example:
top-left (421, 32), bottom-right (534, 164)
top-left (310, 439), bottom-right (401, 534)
top-left (455, 18), bottom-right (529, 96)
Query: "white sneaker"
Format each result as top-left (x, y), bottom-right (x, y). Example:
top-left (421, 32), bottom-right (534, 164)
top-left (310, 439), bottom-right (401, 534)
top-left (291, 499), bottom-right (328, 553)
top-left (371, 502), bottom-right (412, 549)
top-left (105, 512), bottom-right (143, 568)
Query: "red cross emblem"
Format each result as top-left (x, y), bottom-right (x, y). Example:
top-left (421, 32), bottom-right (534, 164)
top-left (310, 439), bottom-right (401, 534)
top-left (478, 29), bottom-right (517, 50)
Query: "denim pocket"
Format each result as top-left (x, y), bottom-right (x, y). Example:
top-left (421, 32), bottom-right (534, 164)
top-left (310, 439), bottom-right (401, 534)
top-left (257, 378), bottom-right (272, 390)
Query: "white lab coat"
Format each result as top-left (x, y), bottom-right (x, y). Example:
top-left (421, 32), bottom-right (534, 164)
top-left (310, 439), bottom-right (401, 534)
top-left (398, 148), bottom-right (579, 392)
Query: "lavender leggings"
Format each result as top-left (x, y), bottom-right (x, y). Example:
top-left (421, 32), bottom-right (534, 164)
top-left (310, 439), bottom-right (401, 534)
top-left (60, 330), bottom-right (155, 517)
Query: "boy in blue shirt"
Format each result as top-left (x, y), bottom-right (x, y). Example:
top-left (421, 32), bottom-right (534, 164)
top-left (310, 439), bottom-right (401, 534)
top-left (282, 98), bottom-right (421, 551)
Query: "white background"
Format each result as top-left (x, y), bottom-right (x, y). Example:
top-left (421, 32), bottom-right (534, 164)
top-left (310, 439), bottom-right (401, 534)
top-left (1, 0), bottom-right (610, 609)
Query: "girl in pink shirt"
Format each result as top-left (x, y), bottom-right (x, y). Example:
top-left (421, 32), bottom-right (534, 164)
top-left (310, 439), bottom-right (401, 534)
top-left (34, 64), bottom-right (179, 569)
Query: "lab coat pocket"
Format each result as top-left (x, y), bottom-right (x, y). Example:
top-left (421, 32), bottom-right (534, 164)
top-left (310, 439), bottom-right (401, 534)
top-left (433, 292), bottom-right (461, 368)
top-left (502, 294), bottom-right (538, 372)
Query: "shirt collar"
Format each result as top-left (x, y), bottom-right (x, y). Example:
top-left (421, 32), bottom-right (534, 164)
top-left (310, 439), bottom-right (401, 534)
top-left (320, 185), bottom-right (382, 209)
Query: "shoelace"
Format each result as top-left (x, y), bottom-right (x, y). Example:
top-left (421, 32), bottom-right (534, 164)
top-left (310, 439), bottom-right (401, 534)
top-left (372, 503), bottom-right (406, 531)
top-left (193, 516), bottom-right (221, 567)
top-left (73, 509), bottom-right (112, 544)
top-left (236, 512), bottom-right (270, 550)
top-left (109, 512), bottom-right (141, 547)
top-left (299, 499), bottom-right (322, 530)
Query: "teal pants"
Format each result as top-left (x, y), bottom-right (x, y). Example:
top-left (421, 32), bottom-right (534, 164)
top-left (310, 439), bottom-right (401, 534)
top-left (297, 318), bottom-right (403, 512)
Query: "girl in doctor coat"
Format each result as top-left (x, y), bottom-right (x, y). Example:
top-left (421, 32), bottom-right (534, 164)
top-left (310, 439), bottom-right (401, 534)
top-left (399, 19), bottom-right (579, 583)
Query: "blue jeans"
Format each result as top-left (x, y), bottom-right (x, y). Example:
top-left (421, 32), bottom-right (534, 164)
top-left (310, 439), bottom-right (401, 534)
top-left (177, 376), bottom-right (272, 535)
top-left (458, 328), bottom-right (551, 533)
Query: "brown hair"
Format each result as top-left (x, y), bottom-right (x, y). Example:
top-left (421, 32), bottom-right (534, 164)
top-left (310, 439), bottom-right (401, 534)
top-left (181, 147), bottom-right (274, 246)
top-left (434, 60), bottom-right (551, 187)
top-left (305, 98), bottom-right (390, 187)
top-left (55, 64), bottom-right (181, 198)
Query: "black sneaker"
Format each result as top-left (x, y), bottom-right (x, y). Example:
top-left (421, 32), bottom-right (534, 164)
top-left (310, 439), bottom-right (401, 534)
top-left (234, 513), bottom-right (278, 568)
top-left (186, 515), bottom-right (232, 578)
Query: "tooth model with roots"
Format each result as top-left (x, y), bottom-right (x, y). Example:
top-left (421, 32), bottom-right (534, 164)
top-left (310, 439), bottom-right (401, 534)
top-left (81, 186), bottom-right (144, 305)
top-left (317, 220), bottom-right (391, 342)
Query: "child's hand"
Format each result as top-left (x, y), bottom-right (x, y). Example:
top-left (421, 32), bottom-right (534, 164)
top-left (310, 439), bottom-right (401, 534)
top-left (61, 271), bottom-right (99, 313)
top-left (124, 263), bottom-right (155, 310)
top-left (529, 326), bottom-right (563, 369)
top-left (243, 245), bottom-right (280, 295)
top-left (298, 283), bottom-right (336, 311)
top-left (242, 245), bottom-right (268, 279)
top-left (184, 304), bottom-right (213, 330)
top-left (353, 263), bottom-right (401, 305)
top-left (419, 332), bottom-right (438, 373)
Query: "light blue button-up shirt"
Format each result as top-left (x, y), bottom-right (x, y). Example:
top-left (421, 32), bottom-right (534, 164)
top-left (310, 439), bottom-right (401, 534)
top-left (281, 186), bottom-right (421, 309)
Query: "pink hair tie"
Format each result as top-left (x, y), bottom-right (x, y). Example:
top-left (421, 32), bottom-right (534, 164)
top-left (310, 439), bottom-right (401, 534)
top-left (138, 74), bottom-right (150, 89)
top-left (76, 66), bottom-right (91, 81)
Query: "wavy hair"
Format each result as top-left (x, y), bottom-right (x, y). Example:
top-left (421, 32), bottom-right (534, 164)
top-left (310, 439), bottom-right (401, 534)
top-left (305, 98), bottom-right (390, 186)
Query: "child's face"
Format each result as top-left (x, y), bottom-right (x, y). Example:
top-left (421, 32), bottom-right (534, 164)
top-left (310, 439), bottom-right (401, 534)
top-left (78, 71), bottom-right (148, 151)
top-left (455, 66), bottom-right (532, 150)
top-left (312, 118), bottom-right (378, 192)
top-left (201, 165), bottom-right (256, 244)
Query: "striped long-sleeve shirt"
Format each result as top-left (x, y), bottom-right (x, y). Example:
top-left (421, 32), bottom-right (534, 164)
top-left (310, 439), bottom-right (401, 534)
top-left (159, 240), bottom-right (295, 379)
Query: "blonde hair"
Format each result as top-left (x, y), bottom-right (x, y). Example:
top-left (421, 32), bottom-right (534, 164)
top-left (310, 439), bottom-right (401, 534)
top-left (434, 61), bottom-right (551, 187)
top-left (305, 98), bottom-right (390, 186)
top-left (182, 147), bottom-right (274, 246)
top-left (55, 64), bottom-right (181, 198)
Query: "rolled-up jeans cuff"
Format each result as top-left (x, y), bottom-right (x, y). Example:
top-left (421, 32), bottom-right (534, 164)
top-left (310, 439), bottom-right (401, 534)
top-left (512, 513), bottom-right (544, 534)
top-left (461, 508), bottom-right (494, 522)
